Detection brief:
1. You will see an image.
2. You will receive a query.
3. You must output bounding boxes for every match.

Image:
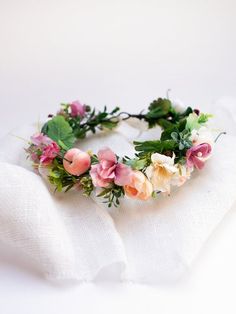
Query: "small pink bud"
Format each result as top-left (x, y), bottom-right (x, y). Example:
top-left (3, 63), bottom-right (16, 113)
top-left (70, 100), bottom-right (86, 118)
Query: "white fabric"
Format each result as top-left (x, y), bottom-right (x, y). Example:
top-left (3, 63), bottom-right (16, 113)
top-left (0, 99), bottom-right (236, 283)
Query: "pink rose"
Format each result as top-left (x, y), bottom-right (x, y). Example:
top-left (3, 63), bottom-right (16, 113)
top-left (186, 143), bottom-right (212, 170)
top-left (90, 147), bottom-right (132, 187)
top-left (40, 142), bottom-right (60, 165)
top-left (70, 100), bottom-right (86, 118)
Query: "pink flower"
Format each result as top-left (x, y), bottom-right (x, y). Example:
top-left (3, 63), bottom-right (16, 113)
top-left (40, 142), bottom-right (60, 165)
top-left (90, 147), bottom-right (132, 187)
top-left (70, 100), bottom-right (86, 118)
top-left (124, 170), bottom-right (153, 200)
top-left (31, 133), bottom-right (52, 146)
top-left (186, 143), bottom-right (212, 170)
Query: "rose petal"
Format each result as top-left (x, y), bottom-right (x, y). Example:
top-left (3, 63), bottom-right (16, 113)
top-left (98, 147), bottom-right (117, 164)
top-left (192, 156), bottom-right (205, 170)
top-left (99, 164), bottom-right (116, 179)
top-left (114, 163), bottom-right (132, 186)
top-left (90, 165), bottom-right (111, 187)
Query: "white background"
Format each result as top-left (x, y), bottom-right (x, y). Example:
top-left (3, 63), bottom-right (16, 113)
top-left (0, 0), bottom-right (236, 313)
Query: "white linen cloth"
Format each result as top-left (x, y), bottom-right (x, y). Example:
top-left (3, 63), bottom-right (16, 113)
top-left (0, 99), bottom-right (236, 283)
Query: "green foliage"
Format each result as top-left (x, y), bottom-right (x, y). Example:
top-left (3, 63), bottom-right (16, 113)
top-left (144, 98), bottom-right (194, 130)
top-left (161, 126), bottom-right (178, 141)
top-left (97, 185), bottom-right (125, 207)
top-left (88, 106), bottom-right (120, 131)
top-left (145, 98), bottom-right (172, 128)
top-left (48, 159), bottom-right (78, 192)
top-left (125, 157), bottom-right (148, 170)
top-left (180, 106), bottom-right (193, 117)
top-left (100, 120), bottom-right (118, 129)
top-left (198, 113), bottom-right (213, 124)
top-left (46, 158), bottom-right (95, 195)
top-left (171, 129), bottom-right (192, 150)
top-left (160, 119), bottom-right (186, 140)
top-left (91, 154), bottom-right (98, 164)
top-left (186, 112), bottom-right (212, 131)
top-left (80, 176), bottom-right (94, 196)
top-left (73, 126), bottom-right (87, 139)
top-left (72, 106), bottom-right (120, 139)
top-left (42, 116), bottom-right (76, 149)
top-left (134, 139), bottom-right (177, 155)
top-left (156, 118), bottom-right (173, 130)
top-left (133, 104), bottom-right (194, 164)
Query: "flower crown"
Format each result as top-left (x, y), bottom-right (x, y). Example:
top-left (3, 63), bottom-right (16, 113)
top-left (25, 98), bottom-right (222, 207)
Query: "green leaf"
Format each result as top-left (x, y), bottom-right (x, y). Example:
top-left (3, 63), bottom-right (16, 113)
top-left (186, 112), bottom-right (200, 130)
top-left (110, 106), bottom-right (120, 114)
top-left (91, 154), bottom-right (98, 164)
top-left (98, 112), bottom-right (108, 120)
top-left (170, 132), bottom-right (179, 141)
top-left (41, 122), bottom-right (49, 135)
top-left (134, 139), bottom-right (177, 154)
top-left (145, 98), bottom-right (172, 128)
top-left (97, 185), bottom-right (124, 207)
top-left (168, 128), bottom-right (192, 151)
top-left (58, 140), bottom-right (69, 150)
top-left (198, 113), bottom-right (213, 124)
top-left (148, 98), bottom-right (171, 112)
top-left (125, 158), bottom-right (147, 170)
top-left (49, 169), bottom-right (61, 178)
top-left (74, 127), bottom-right (86, 139)
top-left (160, 125), bottom-right (179, 141)
top-left (97, 189), bottom-right (109, 198)
top-left (43, 116), bottom-right (76, 149)
top-left (101, 120), bottom-right (118, 129)
top-left (179, 107), bottom-right (193, 119)
top-left (156, 118), bottom-right (173, 129)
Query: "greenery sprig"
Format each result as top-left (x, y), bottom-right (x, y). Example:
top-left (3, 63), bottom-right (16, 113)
top-left (97, 185), bottom-right (125, 208)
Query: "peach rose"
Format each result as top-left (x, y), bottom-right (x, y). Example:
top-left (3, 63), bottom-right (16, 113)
top-left (124, 170), bottom-right (153, 201)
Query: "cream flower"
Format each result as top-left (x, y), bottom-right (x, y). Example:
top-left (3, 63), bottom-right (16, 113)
top-left (171, 98), bottom-right (186, 113)
top-left (145, 153), bottom-right (178, 194)
top-left (190, 126), bottom-right (214, 147)
top-left (171, 164), bottom-right (193, 187)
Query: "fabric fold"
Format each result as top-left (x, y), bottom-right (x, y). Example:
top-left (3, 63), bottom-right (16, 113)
top-left (0, 162), bottom-right (127, 281)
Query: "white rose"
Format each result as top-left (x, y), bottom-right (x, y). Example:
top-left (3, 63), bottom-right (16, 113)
top-left (190, 126), bottom-right (214, 147)
top-left (146, 153), bottom-right (178, 194)
top-left (171, 98), bottom-right (186, 113)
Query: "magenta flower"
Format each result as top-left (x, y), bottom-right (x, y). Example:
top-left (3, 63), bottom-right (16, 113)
top-left (70, 100), bottom-right (86, 118)
top-left (90, 147), bottom-right (132, 187)
top-left (186, 143), bottom-right (212, 170)
top-left (31, 133), bottom-right (52, 146)
top-left (40, 142), bottom-right (60, 165)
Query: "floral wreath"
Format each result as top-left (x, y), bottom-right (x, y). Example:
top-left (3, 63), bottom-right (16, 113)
top-left (25, 98), bottom-right (223, 207)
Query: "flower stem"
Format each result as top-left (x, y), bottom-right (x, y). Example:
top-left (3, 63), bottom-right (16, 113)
top-left (115, 112), bottom-right (146, 121)
top-left (214, 131), bottom-right (226, 143)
